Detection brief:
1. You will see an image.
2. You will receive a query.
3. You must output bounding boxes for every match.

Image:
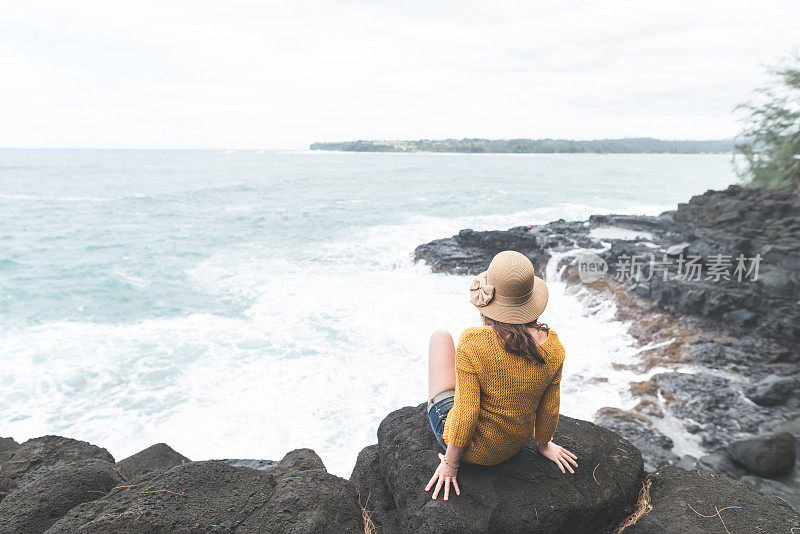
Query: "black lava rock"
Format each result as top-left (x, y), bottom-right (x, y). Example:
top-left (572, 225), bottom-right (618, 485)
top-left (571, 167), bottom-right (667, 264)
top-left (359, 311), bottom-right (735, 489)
top-left (0, 435), bottom-right (114, 501)
top-left (729, 432), bottom-right (797, 477)
top-left (594, 407), bottom-right (679, 471)
top-left (0, 458), bottom-right (121, 534)
top-left (745, 375), bottom-right (800, 408)
top-left (624, 465), bottom-right (800, 533)
top-left (649, 371), bottom-right (778, 449)
top-left (414, 185), bottom-right (800, 342)
top-left (116, 443), bottom-right (190, 481)
top-left (352, 403), bottom-right (644, 534)
top-left (350, 444), bottom-right (397, 532)
top-left (0, 437), bottom-right (18, 470)
top-left (46, 449), bottom-right (362, 534)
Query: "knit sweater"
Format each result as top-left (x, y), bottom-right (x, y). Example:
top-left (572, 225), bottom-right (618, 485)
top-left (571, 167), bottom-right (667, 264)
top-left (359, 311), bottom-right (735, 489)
top-left (442, 325), bottom-right (565, 466)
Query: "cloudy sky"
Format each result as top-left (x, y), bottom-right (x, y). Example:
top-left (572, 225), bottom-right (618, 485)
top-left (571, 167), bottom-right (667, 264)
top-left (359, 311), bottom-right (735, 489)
top-left (2, 1), bottom-right (799, 149)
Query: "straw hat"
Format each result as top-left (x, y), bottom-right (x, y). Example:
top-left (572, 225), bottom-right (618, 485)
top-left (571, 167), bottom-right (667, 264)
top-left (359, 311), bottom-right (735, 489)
top-left (469, 250), bottom-right (548, 324)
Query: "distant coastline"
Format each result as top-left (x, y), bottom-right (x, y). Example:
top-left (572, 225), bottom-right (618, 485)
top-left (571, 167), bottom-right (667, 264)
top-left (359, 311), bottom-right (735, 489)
top-left (309, 137), bottom-right (737, 154)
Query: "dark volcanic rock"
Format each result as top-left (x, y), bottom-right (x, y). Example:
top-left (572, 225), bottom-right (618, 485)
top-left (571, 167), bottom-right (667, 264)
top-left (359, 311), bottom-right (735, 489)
top-left (250, 468), bottom-right (360, 534)
top-left (269, 447), bottom-right (326, 474)
top-left (414, 228), bottom-right (543, 275)
top-left (621, 185), bottom-right (800, 342)
top-left (593, 407), bottom-right (679, 471)
top-left (414, 221), bottom-right (595, 275)
top-left (352, 403), bottom-right (643, 534)
top-left (47, 449), bottom-right (362, 534)
top-left (745, 374), bottom-right (800, 407)
top-left (677, 451), bottom-right (750, 481)
top-left (0, 458), bottom-right (121, 534)
top-left (684, 335), bottom-right (795, 378)
top-left (698, 451), bottom-right (750, 480)
top-left (740, 474), bottom-right (800, 510)
top-left (624, 465), bottom-right (800, 533)
top-left (116, 443), bottom-right (190, 481)
top-left (759, 419), bottom-right (800, 441)
top-left (0, 435), bottom-right (113, 500)
top-left (414, 185), bottom-right (800, 342)
top-left (588, 213), bottom-right (677, 234)
top-left (729, 432), bottom-right (797, 477)
top-left (350, 444), bottom-right (397, 533)
top-left (649, 371), bottom-right (778, 449)
top-left (0, 437), bottom-right (18, 468)
top-left (745, 421), bottom-right (800, 510)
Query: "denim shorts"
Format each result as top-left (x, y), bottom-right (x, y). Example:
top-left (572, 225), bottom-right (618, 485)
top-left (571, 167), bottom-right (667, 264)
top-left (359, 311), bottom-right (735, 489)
top-left (427, 388), bottom-right (455, 450)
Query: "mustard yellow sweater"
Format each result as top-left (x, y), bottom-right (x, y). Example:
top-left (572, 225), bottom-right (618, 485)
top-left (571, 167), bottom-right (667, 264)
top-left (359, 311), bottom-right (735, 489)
top-left (442, 325), bottom-right (565, 465)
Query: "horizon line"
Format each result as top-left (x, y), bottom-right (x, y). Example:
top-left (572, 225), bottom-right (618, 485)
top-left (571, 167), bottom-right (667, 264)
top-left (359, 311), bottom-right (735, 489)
top-left (0, 135), bottom-right (742, 151)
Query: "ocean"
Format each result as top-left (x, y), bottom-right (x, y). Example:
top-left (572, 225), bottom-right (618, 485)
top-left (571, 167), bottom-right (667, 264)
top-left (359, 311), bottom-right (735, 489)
top-left (0, 149), bottom-right (736, 476)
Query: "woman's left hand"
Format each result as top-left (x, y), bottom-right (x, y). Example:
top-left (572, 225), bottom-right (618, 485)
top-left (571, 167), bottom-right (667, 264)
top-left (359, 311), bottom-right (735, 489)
top-left (425, 453), bottom-right (461, 500)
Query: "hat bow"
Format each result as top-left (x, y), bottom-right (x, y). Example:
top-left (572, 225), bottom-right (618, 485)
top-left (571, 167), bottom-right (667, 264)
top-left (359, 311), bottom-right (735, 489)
top-left (469, 273), bottom-right (495, 307)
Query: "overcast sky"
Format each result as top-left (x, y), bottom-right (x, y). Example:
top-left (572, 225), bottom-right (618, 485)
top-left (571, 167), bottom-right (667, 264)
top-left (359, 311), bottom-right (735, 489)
top-left (2, 1), bottom-right (799, 149)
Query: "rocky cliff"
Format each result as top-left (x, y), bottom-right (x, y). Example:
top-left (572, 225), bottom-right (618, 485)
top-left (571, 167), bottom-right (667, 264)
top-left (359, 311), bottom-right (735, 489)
top-left (415, 185), bottom-right (800, 342)
top-left (1, 414), bottom-right (797, 533)
top-left (350, 404), bottom-right (799, 533)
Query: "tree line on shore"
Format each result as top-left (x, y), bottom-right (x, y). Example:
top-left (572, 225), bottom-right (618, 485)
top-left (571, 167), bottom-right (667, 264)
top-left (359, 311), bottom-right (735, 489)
top-left (309, 137), bottom-right (737, 154)
top-left (312, 54), bottom-right (800, 189)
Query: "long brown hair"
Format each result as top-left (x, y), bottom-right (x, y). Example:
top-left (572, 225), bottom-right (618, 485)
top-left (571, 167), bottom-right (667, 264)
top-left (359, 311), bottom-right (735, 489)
top-left (483, 315), bottom-right (550, 364)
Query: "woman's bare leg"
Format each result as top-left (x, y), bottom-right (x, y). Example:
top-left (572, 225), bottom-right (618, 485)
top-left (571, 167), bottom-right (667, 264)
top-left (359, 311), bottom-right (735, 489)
top-left (428, 330), bottom-right (456, 400)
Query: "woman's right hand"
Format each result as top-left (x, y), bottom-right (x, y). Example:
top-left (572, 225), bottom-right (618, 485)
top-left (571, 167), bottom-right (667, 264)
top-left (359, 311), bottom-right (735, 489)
top-left (537, 441), bottom-right (578, 474)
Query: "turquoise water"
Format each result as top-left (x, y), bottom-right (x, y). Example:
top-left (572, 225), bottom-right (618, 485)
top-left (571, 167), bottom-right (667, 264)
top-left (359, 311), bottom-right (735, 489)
top-left (0, 150), bottom-right (736, 475)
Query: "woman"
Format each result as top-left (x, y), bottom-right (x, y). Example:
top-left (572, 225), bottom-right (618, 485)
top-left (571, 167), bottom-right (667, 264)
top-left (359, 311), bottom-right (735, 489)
top-left (425, 250), bottom-right (578, 501)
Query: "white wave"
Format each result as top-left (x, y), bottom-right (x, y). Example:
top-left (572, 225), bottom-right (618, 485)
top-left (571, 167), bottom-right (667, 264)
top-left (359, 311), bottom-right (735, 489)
top-left (0, 194), bottom-right (115, 202)
top-left (178, 217), bottom-right (649, 474)
top-left (0, 210), bottom-right (651, 477)
top-left (0, 153), bottom-right (737, 477)
top-left (112, 269), bottom-right (152, 288)
top-left (589, 227), bottom-right (655, 241)
top-left (224, 205), bottom-right (254, 212)
top-left (0, 194), bottom-right (39, 200)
